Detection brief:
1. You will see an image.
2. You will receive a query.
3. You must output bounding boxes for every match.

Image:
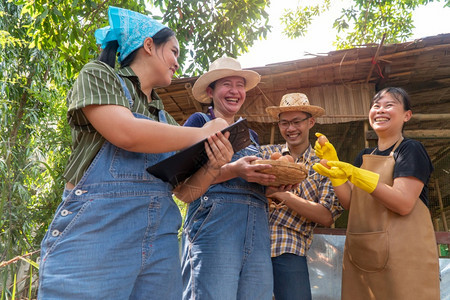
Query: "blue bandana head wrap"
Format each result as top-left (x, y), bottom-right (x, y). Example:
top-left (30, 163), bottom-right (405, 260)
top-left (95, 6), bottom-right (168, 63)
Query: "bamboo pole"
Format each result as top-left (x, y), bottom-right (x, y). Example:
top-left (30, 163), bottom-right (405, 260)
top-left (0, 250), bottom-right (40, 268)
top-left (434, 218), bottom-right (440, 232)
top-left (434, 217), bottom-right (442, 256)
top-left (412, 113), bottom-right (450, 121)
top-left (270, 124), bottom-right (275, 144)
top-left (365, 33), bottom-right (386, 83)
top-left (364, 122), bottom-right (369, 148)
top-left (184, 83), bottom-right (203, 112)
top-left (366, 129), bottom-right (450, 139)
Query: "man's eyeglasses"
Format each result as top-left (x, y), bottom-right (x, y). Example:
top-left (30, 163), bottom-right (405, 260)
top-left (278, 117), bottom-right (310, 129)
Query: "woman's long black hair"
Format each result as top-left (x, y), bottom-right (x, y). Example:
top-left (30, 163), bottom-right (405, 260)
top-left (98, 27), bottom-right (175, 69)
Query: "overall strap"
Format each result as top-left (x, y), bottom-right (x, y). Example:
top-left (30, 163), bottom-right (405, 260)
top-left (115, 74), bottom-right (133, 107)
top-left (158, 110), bottom-right (169, 124)
top-left (248, 130), bottom-right (259, 147)
top-left (115, 73), bottom-right (170, 125)
top-left (116, 74), bottom-right (171, 124)
top-left (198, 112), bottom-right (211, 123)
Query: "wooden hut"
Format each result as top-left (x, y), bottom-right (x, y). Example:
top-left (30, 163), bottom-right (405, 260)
top-left (156, 33), bottom-right (450, 235)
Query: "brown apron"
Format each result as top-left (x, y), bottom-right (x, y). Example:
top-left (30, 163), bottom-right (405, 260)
top-left (341, 140), bottom-right (440, 300)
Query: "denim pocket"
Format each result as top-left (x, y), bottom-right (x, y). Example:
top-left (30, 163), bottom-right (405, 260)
top-left (346, 230), bottom-right (389, 272)
top-left (109, 148), bottom-right (174, 180)
top-left (108, 114), bottom-right (175, 180)
top-left (110, 148), bottom-right (151, 180)
top-left (184, 200), bottom-right (216, 243)
top-left (42, 198), bottom-right (92, 255)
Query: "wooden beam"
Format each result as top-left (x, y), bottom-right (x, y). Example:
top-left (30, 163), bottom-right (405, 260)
top-left (366, 129), bottom-right (450, 140)
top-left (412, 113), bottom-right (450, 121)
top-left (260, 43), bottom-right (450, 80)
top-left (317, 113), bottom-right (449, 120)
top-left (435, 232), bottom-right (450, 244)
top-left (235, 114), bottom-right (367, 119)
top-left (157, 88), bottom-right (192, 97)
top-left (235, 113), bottom-right (450, 122)
top-left (322, 115), bottom-right (367, 119)
top-left (432, 145), bottom-right (450, 166)
top-left (184, 83), bottom-right (202, 112)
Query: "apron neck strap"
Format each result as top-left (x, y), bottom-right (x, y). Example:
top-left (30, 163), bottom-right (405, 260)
top-left (390, 136), bottom-right (404, 156)
top-left (370, 136), bottom-right (404, 156)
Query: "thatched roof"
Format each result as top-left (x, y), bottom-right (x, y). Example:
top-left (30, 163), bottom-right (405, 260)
top-left (156, 33), bottom-right (450, 228)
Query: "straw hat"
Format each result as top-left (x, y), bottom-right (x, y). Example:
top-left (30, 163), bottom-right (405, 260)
top-left (192, 57), bottom-right (261, 103)
top-left (266, 93), bottom-right (325, 119)
top-left (251, 159), bottom-right (308, 186)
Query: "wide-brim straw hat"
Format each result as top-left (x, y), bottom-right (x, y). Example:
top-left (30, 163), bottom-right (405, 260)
top-left (266, 93), bottom-right (325, 119)
top-left (192, 57), bottom-right (261, 103)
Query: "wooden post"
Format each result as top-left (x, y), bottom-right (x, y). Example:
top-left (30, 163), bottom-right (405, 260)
top-left (433, 218), bottom-right (442, 256)
top-left (434, 219), bottom-right (442, 256)
top-left (364, 122), bottom-right (369, 148)
top-left (433, 218), bottom-right (440, 231)
top-left (270, 124), bottom-right (275, 144)
top-left (435, 178), bottom-right (449, 257)
top-left (436, 178), bottom-right (449, 232)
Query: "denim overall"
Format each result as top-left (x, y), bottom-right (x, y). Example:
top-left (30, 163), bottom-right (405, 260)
top-left (38, 76), bottom-right (182, 299)
top-left (181, 114), bottom-right (273, 300)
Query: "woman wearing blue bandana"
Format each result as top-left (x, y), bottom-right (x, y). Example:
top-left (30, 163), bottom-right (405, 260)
top-left (38, 6), bottom-right (233, 299)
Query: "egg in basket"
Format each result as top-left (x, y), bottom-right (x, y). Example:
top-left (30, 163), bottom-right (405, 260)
top-left (251, 153), bottom-right (308, 186)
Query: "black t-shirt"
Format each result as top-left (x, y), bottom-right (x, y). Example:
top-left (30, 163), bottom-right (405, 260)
top-left (354, 138), bottom-right (433, 206)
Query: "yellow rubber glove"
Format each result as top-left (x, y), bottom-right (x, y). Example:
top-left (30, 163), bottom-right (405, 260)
top-left (314, 133), bottom-right (339, 161)
top-left (312, 162), bottom-right (348, 187)
top-left (327, 161), bottom-right (380, 193)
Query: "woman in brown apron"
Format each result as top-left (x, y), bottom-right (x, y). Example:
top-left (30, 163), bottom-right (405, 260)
top-left (313, 87), bottom-right (440, 299)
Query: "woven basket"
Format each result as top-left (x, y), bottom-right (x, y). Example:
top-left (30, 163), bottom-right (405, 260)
top-left (251, 159), bottom-right (308, 186)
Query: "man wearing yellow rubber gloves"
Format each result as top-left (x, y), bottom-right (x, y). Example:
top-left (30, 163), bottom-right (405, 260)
top-left (313, 87), bottom-right (439, 300)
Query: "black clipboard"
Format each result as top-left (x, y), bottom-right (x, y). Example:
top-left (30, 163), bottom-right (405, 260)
top-left (147, 118), bottom-right (251, 187)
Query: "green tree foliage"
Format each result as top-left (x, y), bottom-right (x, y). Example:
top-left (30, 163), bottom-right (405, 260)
top-left (1, 1), bottom-right (72, 297)
top-left (281, 0), bottom-right (330, 39)
top-left (0, 0), bottom-right (269, 297)
top-left (152, 0), bottom-right (270, 75)
top-left (281, 0), bottom-right (450, 49)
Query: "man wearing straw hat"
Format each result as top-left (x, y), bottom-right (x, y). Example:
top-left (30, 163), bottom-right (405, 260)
top-left (261, 93), bottom-right (344, 300)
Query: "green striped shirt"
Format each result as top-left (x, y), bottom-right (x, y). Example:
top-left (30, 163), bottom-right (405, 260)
top-left (63, 60), bottom-right (178, 185)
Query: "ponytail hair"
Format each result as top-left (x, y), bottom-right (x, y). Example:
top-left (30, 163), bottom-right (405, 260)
top-left (98, 40), bottom-right (119, 68)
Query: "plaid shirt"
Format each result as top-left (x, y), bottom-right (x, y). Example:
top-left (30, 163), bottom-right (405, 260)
top-left (260, 143), bottom-right (344, 257)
